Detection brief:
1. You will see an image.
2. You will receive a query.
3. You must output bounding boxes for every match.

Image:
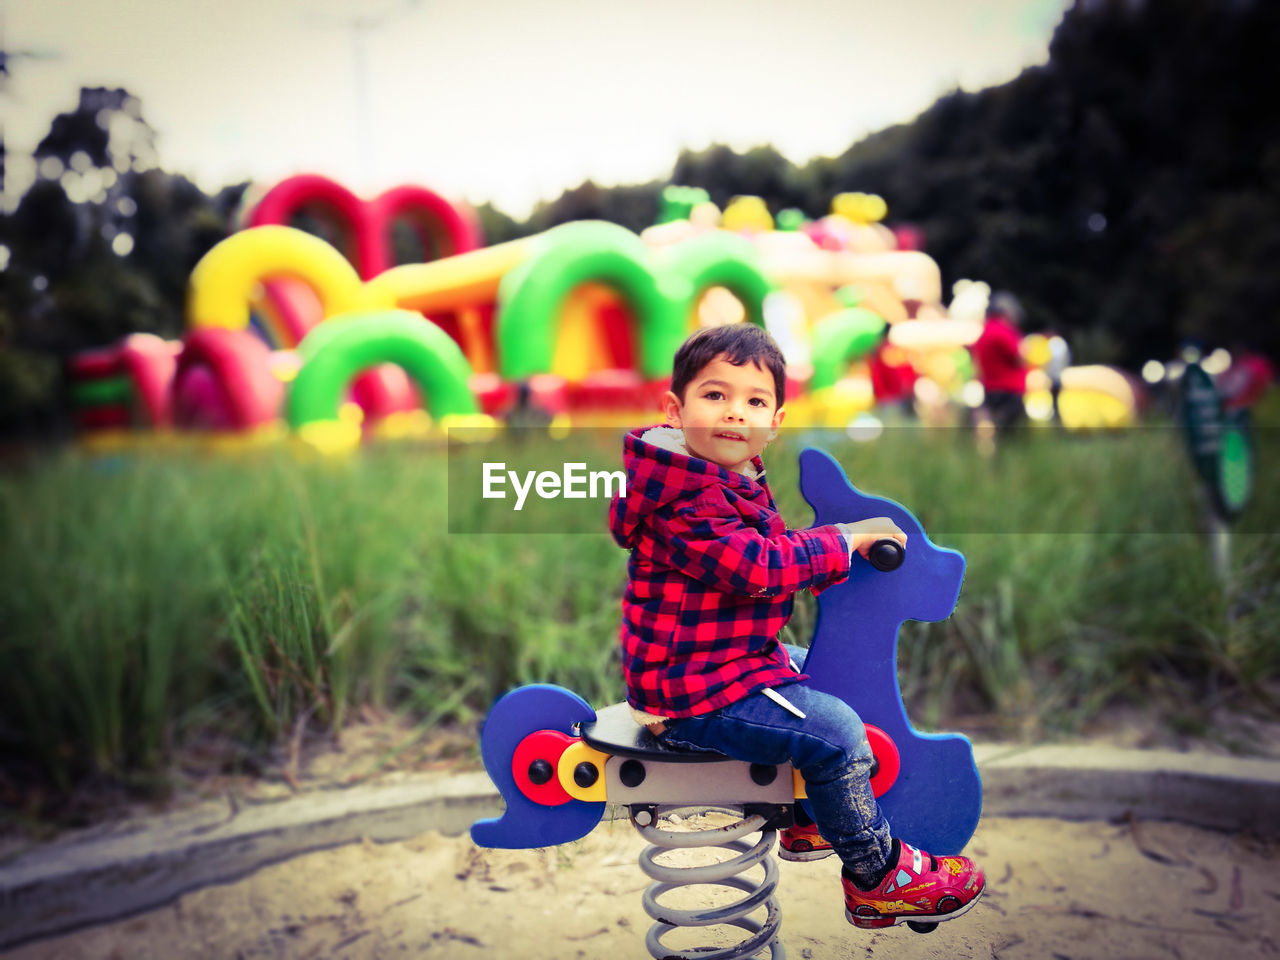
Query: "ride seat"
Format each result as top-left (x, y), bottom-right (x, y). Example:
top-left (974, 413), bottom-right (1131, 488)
top-left (578, 703), bottom-right (797, 828)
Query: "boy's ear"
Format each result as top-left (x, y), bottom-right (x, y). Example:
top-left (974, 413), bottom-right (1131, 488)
top-left (769, 405), bottom-right (787, 440)
top-left (662, 390), bottom-right (683, 428)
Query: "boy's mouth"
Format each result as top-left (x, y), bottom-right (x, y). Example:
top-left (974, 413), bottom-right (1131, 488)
top-left (714, 431), bottom-right (748, 442)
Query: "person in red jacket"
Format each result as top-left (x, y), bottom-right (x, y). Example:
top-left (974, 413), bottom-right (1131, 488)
top-left (969, 292), bottom-right (1029, 439)
top-left (609, 323), bottom-right (985, 930)
top-left (869, 342), bottom-right (919, 417)
top-left (1218, 348), bottom-right (1276, 411)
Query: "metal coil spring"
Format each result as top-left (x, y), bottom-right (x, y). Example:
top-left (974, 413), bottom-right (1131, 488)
top-left (631, 805), bottom-right (786, 960)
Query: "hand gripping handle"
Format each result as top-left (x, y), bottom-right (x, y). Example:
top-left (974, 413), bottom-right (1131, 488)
top-left (868, 538), bottom-right (905, 572)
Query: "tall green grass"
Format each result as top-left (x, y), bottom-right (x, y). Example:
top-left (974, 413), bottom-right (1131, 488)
top-left (1, 410), bottom-right (1276, 797)
top-left (772, 421), bottom-right (1280, 736)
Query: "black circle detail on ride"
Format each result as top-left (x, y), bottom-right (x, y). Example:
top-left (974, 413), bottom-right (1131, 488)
top-left (619, 759), bottom-right (646, 787)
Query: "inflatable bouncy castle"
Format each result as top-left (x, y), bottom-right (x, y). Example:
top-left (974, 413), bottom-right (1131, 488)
top-left (69, 177), bottom-right (1148, 453)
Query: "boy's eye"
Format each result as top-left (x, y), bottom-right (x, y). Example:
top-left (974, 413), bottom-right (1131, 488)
top-left (703, 391), bottom-right (723, 400)
top-left (749, 397), bottom-right (769, 407)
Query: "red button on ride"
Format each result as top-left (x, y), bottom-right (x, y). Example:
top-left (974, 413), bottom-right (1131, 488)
top-left (512, 730), bottom-right (577, 806)
top-left (865, 724), bottom-right (901, 797)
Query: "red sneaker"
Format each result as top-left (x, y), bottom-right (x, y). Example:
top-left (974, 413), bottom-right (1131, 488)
top-left (843, 840), bottom-right (984, 932)
top-left (778, 821), bottom-right (835, 862)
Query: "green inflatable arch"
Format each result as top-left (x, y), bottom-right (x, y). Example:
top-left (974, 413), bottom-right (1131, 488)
top-left (809, 307), bottom-right (888, 392)
top-left (655, 231), bottom-right (774, 329)
top-left (288, 310), bottom-right (478, 430)
top-left (495, 222), bottom-right (778, 383)
top-left (496, 221), bottom-right (681, 381)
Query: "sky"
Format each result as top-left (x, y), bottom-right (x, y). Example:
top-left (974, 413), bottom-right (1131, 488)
top-left (4, 0), bottom-right (1070, 219)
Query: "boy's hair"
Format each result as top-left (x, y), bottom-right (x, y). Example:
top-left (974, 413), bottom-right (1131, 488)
top-left (670, 324), bottom-right (788, 406)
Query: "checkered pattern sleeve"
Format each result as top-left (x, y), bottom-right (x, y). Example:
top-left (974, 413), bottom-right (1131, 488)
top-left (654, 488), bottom-right (852, 598)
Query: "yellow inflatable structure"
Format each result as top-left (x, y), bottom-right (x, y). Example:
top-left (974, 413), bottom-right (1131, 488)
top-left (187, 225), bottom-right (373, 332)
top-left (1052, 365), bottom-right (1139, 429)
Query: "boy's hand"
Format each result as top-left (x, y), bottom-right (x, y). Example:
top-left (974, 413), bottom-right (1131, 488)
top-left (835, 518), bottom-right (907, 560)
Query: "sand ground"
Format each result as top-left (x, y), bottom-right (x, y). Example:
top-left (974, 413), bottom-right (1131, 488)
top-left (3, 809), bottom-right (1276, 960)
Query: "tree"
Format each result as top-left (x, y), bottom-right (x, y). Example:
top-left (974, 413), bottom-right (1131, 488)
top-left (670, 144), bottom-right (806, 216)
top-left (526, 179), bottom-right (664, 235)
top-left (791, 0), bottom-right (1280, 365)
top-left (0, 87), bottom-right (239, 436)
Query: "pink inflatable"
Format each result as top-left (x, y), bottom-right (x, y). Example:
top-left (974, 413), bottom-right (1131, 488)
top-left (119, 334), bottom-right (179, 428)
top-left (172, 328), bottom-right (283, 431)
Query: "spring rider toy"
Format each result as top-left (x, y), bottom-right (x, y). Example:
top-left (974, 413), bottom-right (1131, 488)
top-left (471, 448), bottom-right (980, 958)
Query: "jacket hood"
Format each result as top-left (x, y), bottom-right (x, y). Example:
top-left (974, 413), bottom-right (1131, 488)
top-left (609, 425), bottom-right (765, 548)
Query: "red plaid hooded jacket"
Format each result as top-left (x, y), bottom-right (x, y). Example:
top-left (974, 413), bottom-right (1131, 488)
top-left (609, 426), bottom-right (852, 717)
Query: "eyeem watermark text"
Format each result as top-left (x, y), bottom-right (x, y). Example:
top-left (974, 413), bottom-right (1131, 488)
top-left (482, 462), bottom-right (626, 511)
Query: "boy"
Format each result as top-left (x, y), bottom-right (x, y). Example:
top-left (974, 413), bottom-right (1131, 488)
top-left (609, 324), bottom-right (984, 929)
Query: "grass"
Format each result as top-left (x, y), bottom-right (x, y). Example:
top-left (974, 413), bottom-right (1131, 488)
top-left (1, 403), bottom-right (1277, 807)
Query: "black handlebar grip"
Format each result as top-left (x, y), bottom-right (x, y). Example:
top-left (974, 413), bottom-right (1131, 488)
top-left (868, 538), bottom-right (905, 572)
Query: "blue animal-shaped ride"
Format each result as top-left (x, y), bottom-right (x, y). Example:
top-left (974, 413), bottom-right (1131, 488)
top-left (470, 446), bottom-right (981, 857)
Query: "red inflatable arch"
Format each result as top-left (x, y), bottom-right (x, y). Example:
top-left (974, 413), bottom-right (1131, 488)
top-left (247, 174), bottom-right (480, 280)
top-left (376, 184), bottom-right (481, 266)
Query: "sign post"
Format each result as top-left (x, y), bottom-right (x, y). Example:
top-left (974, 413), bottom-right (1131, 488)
top-left (1178, 362), bottom-right (1254, 584)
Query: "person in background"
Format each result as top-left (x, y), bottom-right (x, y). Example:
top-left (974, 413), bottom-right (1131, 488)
top-left (1044, 332), bottom-right (1072, 425)
top-left (869, 342), bottom-right (918, 420)
top-left (969, 291), bottom-right (1029, 445)
top-left (1217, 347), bottom-right (1275, 412)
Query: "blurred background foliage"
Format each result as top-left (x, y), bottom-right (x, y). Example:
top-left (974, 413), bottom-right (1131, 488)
top-left (3, 0), bottom-right (1279, 441)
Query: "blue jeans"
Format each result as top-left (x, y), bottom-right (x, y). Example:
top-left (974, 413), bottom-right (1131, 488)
top-left (658, 645), bottom-right (892, 885)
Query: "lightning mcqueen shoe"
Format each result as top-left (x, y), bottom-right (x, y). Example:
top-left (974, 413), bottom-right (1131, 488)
top-left (843, 839), bottom-right (985, 932)
top-left (778, 821), bottom-right (835, 862)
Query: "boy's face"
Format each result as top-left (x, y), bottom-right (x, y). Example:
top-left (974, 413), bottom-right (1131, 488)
top-left (662, 354), bottom-right (786, 474)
